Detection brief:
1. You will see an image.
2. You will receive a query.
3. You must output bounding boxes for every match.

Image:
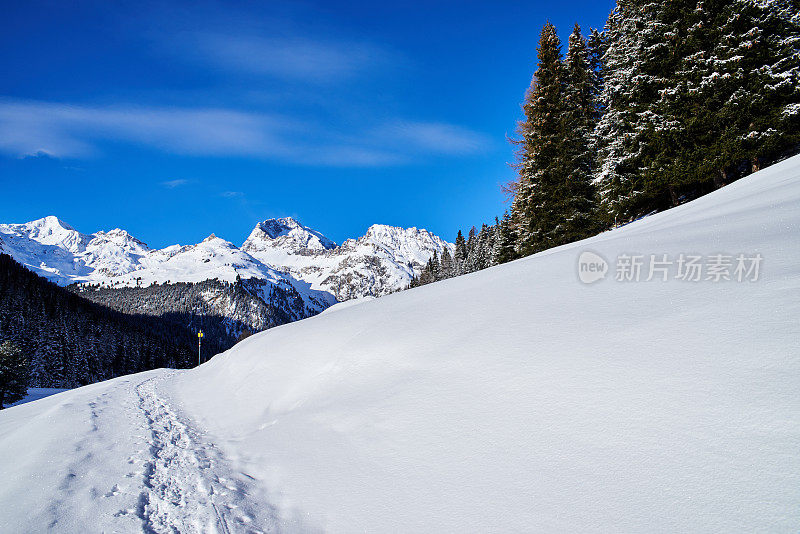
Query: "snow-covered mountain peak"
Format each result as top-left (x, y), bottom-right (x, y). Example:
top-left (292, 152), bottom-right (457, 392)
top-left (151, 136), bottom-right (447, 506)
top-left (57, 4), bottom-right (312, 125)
top-left (97, 228), bottom-right (133, 238)
top-left (243, 217), bottom-right (336, 256)
top-left (240, 220), bottom-right (454, 301)
top-left (90, 228), bottom-right (149, 250)
top-left (202, 233), bottom-right (219, 243)
top-left (364, 224), bottom-right (427, 243)
top-left (360, 223), bottom-right (454, 263)
top-left (1, 215), bottom-right (90, 254)
top-left (34, 215), bottom-right (75, 232)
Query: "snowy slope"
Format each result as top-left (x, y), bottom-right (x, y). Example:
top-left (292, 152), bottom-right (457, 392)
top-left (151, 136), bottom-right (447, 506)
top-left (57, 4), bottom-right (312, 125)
top-left (1, 156), bottom-right (799, 533)
top-left (172, 156), bottom-right (800, 532)
top-left (0, 371), bottom-right (279, 532)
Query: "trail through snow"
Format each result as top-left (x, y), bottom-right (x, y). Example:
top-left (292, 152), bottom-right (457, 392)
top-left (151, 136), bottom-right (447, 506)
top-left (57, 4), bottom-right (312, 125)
top-left (134, 374), bottom-right (274, 533)
top-left (0, 371), bottom-right (276, 533)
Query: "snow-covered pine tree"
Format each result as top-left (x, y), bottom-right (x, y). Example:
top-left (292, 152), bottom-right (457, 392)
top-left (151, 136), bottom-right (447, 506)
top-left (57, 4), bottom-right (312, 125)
top-left (586, 27), bottom-right (607, 123)
top-left (469, 224), bottom-right (492, 271)
top-left (453, 230), bottom-right (467, 275)
top-left (440, 248), bottom-right (454, 279)
top-left (494, 211), bottom-right (519, 264)
top-left (562, 24), bottom-right (601, 242)
top-left (430, 250), bottom-right (441, 281)
top-left (593, 0), bottom-right (680, 222)
top-left (513, 22), bottom-right (568, 255)
top-left (596, 0), bottom-right (799, 222)
top-left (675, 0), bottom-right (800, 186)
top-left (0, 340), bottom-right (28, 409)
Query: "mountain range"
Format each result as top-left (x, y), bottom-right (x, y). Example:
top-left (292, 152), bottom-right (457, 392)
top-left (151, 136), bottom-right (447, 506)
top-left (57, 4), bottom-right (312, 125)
top-left (0, 215), bottom-right (454, 308)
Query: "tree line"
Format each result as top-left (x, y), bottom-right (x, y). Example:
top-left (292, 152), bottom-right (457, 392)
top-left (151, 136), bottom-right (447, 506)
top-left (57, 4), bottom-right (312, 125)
top-left (71, 277), bottom-right (311, 349)
top-left (413, 0), bottom-right (798, 285)
top-left (502, 0), bottom-right (799, 258)
top-left (409, 223), bottom-right (501, 287)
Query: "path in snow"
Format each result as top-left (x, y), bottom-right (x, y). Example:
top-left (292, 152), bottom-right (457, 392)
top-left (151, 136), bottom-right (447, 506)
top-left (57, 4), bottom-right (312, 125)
top-left (0, 370), bottom-right (277, 534)
top-left (133, 374), bottom-right (276, 533)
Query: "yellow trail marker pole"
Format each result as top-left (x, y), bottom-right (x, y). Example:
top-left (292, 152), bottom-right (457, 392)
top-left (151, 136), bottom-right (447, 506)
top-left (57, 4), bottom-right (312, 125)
top-left (197, 330), bottom-right (204, 366)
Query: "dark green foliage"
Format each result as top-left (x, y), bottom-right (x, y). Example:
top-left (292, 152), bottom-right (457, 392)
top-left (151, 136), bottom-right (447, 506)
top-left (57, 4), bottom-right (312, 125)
top-left (0, 340), bottom-right (28, 409)
top-left (72, 277), bottom-right (307, 351)
top-left (586, 28), bottom-right (606, 122)
top-left (510, 21), bottom-right (602, 255)
top-left (494, 211), bottom-right (519, 264)
top-left (595, 0), bottom-right (800, 222)
top-left (562, 24), bottom-right (602, 242)
top-left (502, 0), bottom-right (798, 249)
top-left (454, 230), bottom-right (467, 273)
top-left (513, 22), bottom-right (569, 256)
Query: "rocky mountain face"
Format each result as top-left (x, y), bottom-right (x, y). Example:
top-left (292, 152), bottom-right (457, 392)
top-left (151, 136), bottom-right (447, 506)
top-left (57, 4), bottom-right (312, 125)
top-left (1, 215), bottom-right (453, 333)
top-left (244, 217), bottom-right (336, 255)
top-left (242, 218), bottom-right (455, 301)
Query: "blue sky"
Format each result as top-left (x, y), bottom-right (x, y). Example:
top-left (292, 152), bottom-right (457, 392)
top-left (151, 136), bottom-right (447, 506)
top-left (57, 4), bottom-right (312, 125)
top-left (0, 0), bottom-right (614, 247)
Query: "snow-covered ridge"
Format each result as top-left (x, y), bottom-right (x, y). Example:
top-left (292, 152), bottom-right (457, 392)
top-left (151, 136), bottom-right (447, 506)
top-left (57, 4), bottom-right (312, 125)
top-left (244, 220), bottom-right (455, 301)
top-left (0, 215), bottom-right (453, 303)
top-left (244, 216), bottom-right (336, 254)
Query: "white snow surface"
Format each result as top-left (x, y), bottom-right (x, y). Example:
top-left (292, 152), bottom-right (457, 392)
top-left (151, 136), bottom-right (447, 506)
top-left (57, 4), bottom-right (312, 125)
top-left (2, 156), bottom-right (800, 532)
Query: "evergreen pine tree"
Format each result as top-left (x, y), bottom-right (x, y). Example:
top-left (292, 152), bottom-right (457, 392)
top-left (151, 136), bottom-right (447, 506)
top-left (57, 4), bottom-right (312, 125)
top-left (586, 27), bottom-right (607, 123)
top-left (454, 230), bottom-right (467, 274)
top-left (0, 340), bottom-right (28, 409)
top-left (494, 211), bottom-right (519, 264)
top-left (673, 0), bottom-right (800, 185)
top-left (440, 248), bottom-right (454, 279)
top-left (562, 24), bottom-right (601, 242)
top-left (513, 22), bottom-right (568, 255)
top-left (593, 0), bottom-right (685, 221)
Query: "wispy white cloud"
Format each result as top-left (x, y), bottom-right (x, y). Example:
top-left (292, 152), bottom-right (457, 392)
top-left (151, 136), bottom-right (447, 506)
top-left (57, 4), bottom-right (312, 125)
top-left (220, 190), bottom-right (243, 198)
top-left (0, 98), bottom-right (490, 167)
top-left (378, 121), bottom-right (491, 155)
top-left (0, 99), bottom-right (299, 159)
top-left (177, 33), bottom-right (390, 83)
top-left (161, 179), bottom-right (189, 188)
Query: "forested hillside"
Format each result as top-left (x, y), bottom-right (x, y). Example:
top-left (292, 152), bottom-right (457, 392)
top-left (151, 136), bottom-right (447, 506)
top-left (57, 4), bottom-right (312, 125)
top-left (0, 254), bottom-right (198, 387)
top-left (71, 277), bottom-right (311, 347)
